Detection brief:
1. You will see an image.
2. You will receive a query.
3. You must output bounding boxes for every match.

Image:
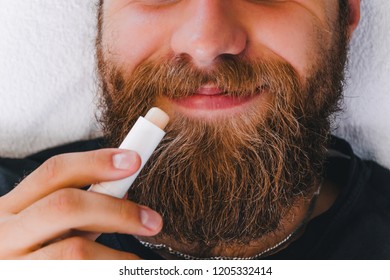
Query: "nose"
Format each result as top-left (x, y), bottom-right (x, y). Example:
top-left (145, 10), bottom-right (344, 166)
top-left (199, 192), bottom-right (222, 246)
top-left (170, 0), bottom-right (247, 68)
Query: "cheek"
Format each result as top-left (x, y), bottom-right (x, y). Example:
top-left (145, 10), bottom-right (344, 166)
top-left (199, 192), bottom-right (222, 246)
top-left (101, 8), bottom-right (171, 73)
top-left (244, 5), bottom-right (327, 78)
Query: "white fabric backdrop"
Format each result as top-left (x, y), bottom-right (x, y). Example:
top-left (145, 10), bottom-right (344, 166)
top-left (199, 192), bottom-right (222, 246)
top-left (0, 0), bottom-right (389, 169)
top-left (0, 0), bottom-right (101, 156)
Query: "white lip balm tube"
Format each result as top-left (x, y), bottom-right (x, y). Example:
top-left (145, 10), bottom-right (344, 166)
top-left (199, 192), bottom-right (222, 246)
top-left (88, 107), bottom-right (169, 198)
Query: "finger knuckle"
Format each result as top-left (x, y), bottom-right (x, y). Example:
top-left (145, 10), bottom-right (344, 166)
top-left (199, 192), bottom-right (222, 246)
top-left (63, 237), bottom-right (90, 260)
top-left (118, 200), bottom-right (139, 224)
top-left (41, 155), bottom-right (63, 183)
top-left (47, 189), bottom-right (82, 217)
top-left (87, 150), bottom-right (102, 168)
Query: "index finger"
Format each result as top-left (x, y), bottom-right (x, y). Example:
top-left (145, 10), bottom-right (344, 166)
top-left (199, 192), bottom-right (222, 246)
top-left (0, 149), bottom-right (141, 214)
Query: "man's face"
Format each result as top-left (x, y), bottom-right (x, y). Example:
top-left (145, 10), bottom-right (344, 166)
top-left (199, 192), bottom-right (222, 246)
top-left (97, 0), bottom-right (349, 258)
top-left (101, 1), bottom-right (337, 80)
top-left (99, 0), bottom-right (341, 117)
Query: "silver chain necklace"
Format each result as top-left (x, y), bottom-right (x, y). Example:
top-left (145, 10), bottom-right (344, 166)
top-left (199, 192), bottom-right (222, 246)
top-left (140, 186), bottom-right (322, 260)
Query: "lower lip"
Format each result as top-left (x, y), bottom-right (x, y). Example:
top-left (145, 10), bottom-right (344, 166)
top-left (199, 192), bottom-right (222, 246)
top-left (172, 94), bottom-right (256, 111)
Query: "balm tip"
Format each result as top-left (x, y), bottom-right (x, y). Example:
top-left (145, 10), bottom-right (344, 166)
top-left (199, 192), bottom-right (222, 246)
top-left (144, 107), bottom-right (170, 130)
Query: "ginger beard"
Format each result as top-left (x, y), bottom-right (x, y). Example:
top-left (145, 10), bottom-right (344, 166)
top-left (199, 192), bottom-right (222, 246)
top-left (97, 16), bottom-right (348, 257)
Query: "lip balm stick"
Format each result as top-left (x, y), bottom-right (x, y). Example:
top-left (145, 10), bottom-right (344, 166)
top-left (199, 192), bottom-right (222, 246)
top-left (83, 108), bottom-right (169, 241)
top-left (88, 107), bottom-right (169, 198)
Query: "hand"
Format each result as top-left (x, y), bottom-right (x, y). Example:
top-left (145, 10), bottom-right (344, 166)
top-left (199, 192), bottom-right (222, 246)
top-left (0, 149), bottom-right (163, 259)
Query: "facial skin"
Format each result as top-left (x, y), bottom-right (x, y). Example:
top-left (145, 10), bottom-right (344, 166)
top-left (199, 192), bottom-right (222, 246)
top-left (97, 0), bottom-right (360, 258)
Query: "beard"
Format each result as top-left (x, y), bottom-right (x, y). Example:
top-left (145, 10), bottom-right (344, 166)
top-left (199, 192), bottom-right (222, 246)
top-left (96, 21), bottom-right (348, 257)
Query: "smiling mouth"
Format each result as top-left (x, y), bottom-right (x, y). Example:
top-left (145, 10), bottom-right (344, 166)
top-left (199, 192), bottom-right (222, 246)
top-left (169, 84), bottom-right (268, 112)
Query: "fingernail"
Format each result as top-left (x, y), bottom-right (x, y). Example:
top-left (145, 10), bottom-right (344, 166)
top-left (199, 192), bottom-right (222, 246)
top-left (112, 152), bottom-right (137, 170)
top-left (140, 207), bottom-right (162, 231)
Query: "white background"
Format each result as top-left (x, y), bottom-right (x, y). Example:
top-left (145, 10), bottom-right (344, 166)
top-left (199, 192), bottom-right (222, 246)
top-left (0, 0), bottom-right (389, 169)
top-left (0, 260), bottom-right (388, 280)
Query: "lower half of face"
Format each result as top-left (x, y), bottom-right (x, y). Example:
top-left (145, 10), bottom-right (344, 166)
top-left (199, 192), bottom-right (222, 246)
top-left (96, 4), bottom-right (348, 258)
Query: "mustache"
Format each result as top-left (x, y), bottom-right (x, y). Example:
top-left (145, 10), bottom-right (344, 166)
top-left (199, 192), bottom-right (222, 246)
top-left (112, 54), bottom-right (302, 100)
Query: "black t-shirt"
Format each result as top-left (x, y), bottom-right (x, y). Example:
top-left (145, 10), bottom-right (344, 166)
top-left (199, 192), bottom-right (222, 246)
top-left (0, 137), bottom-right (389, 259)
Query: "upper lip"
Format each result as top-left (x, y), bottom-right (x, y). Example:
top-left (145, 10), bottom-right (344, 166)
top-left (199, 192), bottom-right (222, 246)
top-left (195, 83), bottom-right (224, 96)
top-left (192, 83), bottom-right (268, 97)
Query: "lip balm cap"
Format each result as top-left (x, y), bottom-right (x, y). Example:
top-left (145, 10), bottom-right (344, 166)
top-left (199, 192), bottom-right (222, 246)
top-left (144, 107), bottom-right (170, 130)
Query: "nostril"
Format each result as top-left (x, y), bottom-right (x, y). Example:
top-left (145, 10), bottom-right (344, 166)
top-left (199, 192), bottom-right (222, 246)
top-left (170, 17), bottom-right (248, 69)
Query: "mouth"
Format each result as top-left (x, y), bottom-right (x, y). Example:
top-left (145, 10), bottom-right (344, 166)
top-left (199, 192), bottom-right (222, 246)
top-left (167, 84), bottom-right (268, 117)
